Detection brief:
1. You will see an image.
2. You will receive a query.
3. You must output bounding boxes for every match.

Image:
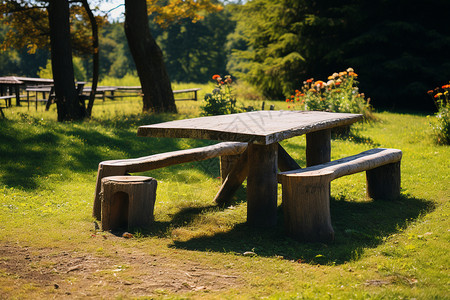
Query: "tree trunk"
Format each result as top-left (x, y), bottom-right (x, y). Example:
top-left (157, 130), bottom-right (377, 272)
top-left (81, 0), bottom-right (99, 118)
top-left (124, 0), bottom-right (177, 113)
top-left (47, 0), bottom-right (86, 121)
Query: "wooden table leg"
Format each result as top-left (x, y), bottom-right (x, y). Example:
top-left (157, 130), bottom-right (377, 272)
top-left (306, 129), bottom-right (331, 167)
top-left (247, 143), bottom-right (278, 227)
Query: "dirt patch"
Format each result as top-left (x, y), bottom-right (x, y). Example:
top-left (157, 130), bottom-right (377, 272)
top-left (0, 242), bottom-right (241, 298)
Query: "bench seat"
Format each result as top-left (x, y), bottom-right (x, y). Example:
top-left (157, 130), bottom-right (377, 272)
top-left (278, 148), bottom-right (402, 242)
top-left (93, 142), bottom-right (248, 220)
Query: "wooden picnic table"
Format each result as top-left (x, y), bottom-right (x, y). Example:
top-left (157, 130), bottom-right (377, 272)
top-left (137, 110), bottom-right (363, 227)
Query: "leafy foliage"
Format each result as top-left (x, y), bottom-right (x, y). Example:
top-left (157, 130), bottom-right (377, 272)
top-left (227, 0), bottom-right (307, 99)
top-left (151, 6), bottom-right (235, 83)
top-left (0, 0), bottom-right (106, 56)
top-left (286, 68), bottom-right (372, 119)
top-left (201, 74), bottom-right (239, 115)
top-left (428, 83), bottom-right (450, 144)
top-left (228, 0), bottom-right (450, 110)
top-left (147, 0), bottom-right (222, 28)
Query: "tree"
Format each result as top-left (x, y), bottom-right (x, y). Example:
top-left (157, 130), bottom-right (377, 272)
top-left (47, 0), bottom-right (86, 121)
top-left (123, 0), bottom-right (222, 112)
top-left (0, 0), bottom-right (105, 120)
top-left (228, 0), bottom-right (450, 110)
top-left (227, 0), bottom-right (307, 99)
top-left (124, 0), bottom-right (176, 113)
top-left (151, 7), bottom-right (235, 83)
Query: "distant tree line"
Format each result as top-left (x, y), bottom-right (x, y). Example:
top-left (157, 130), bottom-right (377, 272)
top-left (2, 0), bottom-right (450, 111)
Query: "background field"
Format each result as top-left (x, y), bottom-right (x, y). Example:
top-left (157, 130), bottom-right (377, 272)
top-left (0, 100), bottom-right (449, 299)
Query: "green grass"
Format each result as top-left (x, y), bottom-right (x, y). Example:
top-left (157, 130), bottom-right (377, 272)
top-left (0, 99), bottom-right (449, 299)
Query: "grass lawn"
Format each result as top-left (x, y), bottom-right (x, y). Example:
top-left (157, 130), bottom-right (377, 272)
top-left (0, 97), bottom-right (448, 299)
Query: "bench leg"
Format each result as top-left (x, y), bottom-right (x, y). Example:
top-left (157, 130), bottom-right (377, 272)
top-left (220, 154), bottom-right (241, 183)
top-left (281, 172), bottom-right (334, 242)
top-left (306, 129), bottom-right (331, 167)
top-left (366, 161), bottom-right (401, 200)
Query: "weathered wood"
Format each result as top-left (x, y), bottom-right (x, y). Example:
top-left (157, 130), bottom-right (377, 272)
top-left (278, 148), bottom-right (402, 242)
top-left (137, 111), bottom-right (363, 145)
top-left (281, 171), bottom-right (334, 242)
top-left (247, 143), bottom-right (278, 227)
top-left (101, 176), bottom-right (157, 231)
top-left (93, 142), bottom-right (247, 220)
top-left (279, 148), bottom-right (403, 182)
top-left (220, 154), bottom-right (241, 183)
top-left (278, 143), bottom-right (301, 171)
top-left (366, 161), bottom-right (401, 200)
top-left (306, 129), bottom-right (331, 167)
top-left (214, 148), bottom-right (249, 206)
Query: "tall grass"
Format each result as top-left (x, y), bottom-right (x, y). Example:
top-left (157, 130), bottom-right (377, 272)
top-left (0, 101), bottom-right (448, 299)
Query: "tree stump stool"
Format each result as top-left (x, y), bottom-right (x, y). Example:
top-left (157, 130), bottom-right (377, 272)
top-left (101, 176), bottom-right (157, 231)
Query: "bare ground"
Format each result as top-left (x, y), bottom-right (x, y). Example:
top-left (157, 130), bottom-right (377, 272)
top-left (0, 241), bottom-right (242, 299)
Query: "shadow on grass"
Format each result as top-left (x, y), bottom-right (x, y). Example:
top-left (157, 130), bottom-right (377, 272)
top-left (0, 116), bottom-right (218, 190)
top-left (332, 126), bottom-right (380, 146)
top-left (164, 194), bottom-right (433, 265)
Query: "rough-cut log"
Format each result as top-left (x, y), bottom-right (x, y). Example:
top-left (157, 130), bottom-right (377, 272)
top-left (247, 143), bottom-right (278, 227)
top-left (306, 129), bottom-right (331, 167)
top-left (277, 143), bottom-right (301, 171)
top-left (93, 142), bottom-right (247, 220)
top-left (366, 161), bottom-right (401, 200)
top-left (137, 111), bottom-right (363, 144)
top-left (280, 148), bottom-right (402, 181)
top-left (214, 148), bottom-right (249, 206)
top-left (278, 148), bottom-right (402, 242)
top-left (101, 176), bottom-right (157, 231)
top-left (220, 154), bottom-right (241, 183)
top-left (281, 171), bottom-right (335, 242)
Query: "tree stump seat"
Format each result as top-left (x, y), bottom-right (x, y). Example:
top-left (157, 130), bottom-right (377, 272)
top-left (278, 148), bottom-right (403, 243)
top-left (101, 176), bottom-right (157, 231)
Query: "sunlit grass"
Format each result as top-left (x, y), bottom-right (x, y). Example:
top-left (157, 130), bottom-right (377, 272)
top-left (0, 99), bottom-right (448, 299)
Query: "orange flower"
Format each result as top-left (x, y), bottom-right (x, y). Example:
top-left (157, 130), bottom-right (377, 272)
top-left (286, 99), bottom-right (290, 102)
top-left (315, 81), bottom-right (325, 88)
top-left (427, 90), bottom-right (434, 94)
top-left (306, 78), bottom-right (313, 83)
top-left (212, 74), bottom-right (221, 80)
top-left (349, 72), bottom-right (358, 77)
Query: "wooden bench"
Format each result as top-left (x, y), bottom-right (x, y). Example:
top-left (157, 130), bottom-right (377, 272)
top-left (0, 95), bottom-right (14, 118)
top-left (278, 148), bottom-right (403, 243)
top-left (93, 141), bottom-right (248, 220)
top-left (172, 88), bottom-right (202, 101)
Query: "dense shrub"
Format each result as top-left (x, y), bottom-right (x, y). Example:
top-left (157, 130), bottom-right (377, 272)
top-left (428, 83), bottom-right (450, 145)
top-left (200, 74), bottom-right (240, 116)
top-left (286, 68), bottom-right (373, 120)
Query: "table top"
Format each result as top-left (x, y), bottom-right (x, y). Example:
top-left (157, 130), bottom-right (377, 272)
top-left (137, 110), bottom-right (363, 145)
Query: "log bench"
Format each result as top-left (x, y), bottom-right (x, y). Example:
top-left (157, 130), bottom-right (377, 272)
top-left (278, 148), bottom-right (402, 243)
top-left (0, 95), bottom-right (14, 118)
top-left (93, 141), bottom-right (248, 220)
